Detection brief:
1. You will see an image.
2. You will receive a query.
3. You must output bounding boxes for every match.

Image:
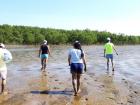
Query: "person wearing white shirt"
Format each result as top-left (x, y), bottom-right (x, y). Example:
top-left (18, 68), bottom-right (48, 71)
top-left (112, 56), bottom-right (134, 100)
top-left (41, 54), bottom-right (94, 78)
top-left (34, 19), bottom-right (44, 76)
top-left (0, 43), bottom-right (7, 94)
top-left (68, 41), bottom-right (86, 96)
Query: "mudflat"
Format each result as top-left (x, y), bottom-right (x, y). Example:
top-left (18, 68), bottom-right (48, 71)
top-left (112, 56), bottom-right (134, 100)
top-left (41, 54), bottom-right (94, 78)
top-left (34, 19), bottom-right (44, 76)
top-left (0, 45), bottom-right (139, 105)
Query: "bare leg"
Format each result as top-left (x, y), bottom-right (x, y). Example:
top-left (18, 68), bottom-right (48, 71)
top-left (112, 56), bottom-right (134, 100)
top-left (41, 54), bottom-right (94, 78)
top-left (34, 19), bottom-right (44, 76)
top-left (43, 58), bottom-right (48, 71)
top-left (41, 59), bottom-right (44, 70)
top-left (77, 74), bottom-right (81, 93)
top-left (72, 73), bottom-right (77, 96)
top-left (1, 79), bottom-right (7, 94)
top-left (107, 59), bottom-right (109, 71)
top-left (111, 59), bottom-right (114, 71)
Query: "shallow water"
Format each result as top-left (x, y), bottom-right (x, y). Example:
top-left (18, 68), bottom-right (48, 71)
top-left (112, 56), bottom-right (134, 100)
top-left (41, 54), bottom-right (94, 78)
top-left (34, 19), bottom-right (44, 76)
top-left (0, 45), bottom-right (140, 105)
top-left (7, 45), bottom-right (140, 89)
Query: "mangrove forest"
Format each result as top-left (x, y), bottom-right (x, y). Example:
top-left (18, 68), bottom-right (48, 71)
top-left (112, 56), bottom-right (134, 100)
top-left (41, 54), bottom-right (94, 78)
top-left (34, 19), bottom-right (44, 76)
top-left (0, 24), bottom-right (140, 45)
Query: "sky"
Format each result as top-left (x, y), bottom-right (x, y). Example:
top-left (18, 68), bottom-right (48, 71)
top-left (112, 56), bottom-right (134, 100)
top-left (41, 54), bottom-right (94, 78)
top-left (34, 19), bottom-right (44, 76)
top-left (0, 0), bottom-right (140, 35)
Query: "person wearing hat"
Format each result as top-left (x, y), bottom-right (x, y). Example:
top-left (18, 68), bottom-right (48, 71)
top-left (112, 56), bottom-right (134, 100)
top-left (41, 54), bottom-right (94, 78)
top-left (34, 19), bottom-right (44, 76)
top-left (39, 40), bottom-right (51, 71)
top-left (68, 41), bottom-right (87, 96)
top-left (0, 43), bottom-right (8, 94)
top-left (104, 37), bottom-right (118, 71)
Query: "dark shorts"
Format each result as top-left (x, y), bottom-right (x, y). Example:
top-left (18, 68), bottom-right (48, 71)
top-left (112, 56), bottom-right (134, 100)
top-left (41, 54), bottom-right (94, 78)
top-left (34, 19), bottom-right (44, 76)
top-left (106, 54), bottom-right (113, 59)
top-left (70, 63), bottom-right (83, 74)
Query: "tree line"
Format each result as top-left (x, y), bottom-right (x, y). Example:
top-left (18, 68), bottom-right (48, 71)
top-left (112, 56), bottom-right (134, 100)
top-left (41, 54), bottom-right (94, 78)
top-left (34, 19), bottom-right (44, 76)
top-left (0, 24), bottom-right (140, 45)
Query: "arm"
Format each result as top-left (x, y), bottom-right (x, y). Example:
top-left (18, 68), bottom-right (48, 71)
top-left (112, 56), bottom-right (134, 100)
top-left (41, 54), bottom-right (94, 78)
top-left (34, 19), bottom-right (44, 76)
top-left (38, 46), bottom-right (42, 57)
top-left (47, 45), bottom-right (51, 56)
top-left (104, 49), bottom-right (106, 57)
top-left (82, 56), bottom-right (87, 72)
top-left (113, 46), bottom-right (118, 55)
top-left (104, 44), bottom-right (106, 57)
top-left (68, 55), bottom-right (71, 66)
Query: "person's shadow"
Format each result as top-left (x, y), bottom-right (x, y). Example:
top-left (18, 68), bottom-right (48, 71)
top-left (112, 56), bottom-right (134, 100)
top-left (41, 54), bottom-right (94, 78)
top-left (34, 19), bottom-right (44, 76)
top-left (31, 71), bottom-right (73, 96)
top-left (30, 90), bottom-right (73, 96)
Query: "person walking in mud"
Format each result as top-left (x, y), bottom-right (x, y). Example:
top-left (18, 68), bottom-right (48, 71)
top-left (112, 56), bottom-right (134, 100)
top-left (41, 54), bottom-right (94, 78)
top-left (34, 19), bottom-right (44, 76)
top-left (104, 37), bottom-right (118, 71)
top-left (0, 43), bottom-right (8, 95)
top-left (68, 41), bottom-right (87, 96)
top-left (39, 40), bottom-right (51, 71)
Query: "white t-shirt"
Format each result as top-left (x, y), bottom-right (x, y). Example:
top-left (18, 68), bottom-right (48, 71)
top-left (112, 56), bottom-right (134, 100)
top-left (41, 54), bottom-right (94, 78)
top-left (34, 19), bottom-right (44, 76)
top-left (0, 48), bottom-right (7, 71)
top-left (69, 48), bottom-right (83, 63)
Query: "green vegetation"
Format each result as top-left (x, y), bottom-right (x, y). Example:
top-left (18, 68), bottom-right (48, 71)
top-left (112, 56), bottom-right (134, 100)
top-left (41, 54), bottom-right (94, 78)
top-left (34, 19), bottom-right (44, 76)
top-left (0, 24), bottom-right (140, 45)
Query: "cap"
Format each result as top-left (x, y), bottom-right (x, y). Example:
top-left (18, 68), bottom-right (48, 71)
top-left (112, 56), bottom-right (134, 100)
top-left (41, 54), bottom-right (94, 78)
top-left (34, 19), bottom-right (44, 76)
top-left (75, 40), bottom-right (79, 43)
top-left (107, 37), bottom-right (111, 41)
top-left (0, 43), bottom-right (5, 48)
top-left (43, 40), bottom-right (47, 44)
top-left (74, 40), bottom-right (81, 45)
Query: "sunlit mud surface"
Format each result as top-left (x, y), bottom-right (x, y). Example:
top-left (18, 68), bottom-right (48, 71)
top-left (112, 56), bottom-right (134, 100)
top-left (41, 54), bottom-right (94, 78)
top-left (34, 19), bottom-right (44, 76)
top-left (0, 45), bottom-right (140, 105)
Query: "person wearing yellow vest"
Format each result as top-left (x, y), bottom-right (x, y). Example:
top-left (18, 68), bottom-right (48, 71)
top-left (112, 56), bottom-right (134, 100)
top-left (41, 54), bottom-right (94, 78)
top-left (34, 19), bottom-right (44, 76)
top-left (0, 43), bottom-right (7, 95)
top-left (104, 37), bottom-right (118, 71)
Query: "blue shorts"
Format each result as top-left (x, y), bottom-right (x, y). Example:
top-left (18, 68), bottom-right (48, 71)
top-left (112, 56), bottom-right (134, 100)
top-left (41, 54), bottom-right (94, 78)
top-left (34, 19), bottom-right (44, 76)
top-left (70, 63), bottom-right (83, 74)
top-left (106, 54), bottom-right (113, 59)
top-left (41, 54), bottom-right (48, 59)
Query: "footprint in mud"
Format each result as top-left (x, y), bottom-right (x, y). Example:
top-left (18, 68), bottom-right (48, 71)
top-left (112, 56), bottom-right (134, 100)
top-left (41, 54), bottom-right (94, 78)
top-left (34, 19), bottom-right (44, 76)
top-left (129, 94), bottom-right (133, 98)
top-left (85, 97), bottom-right (88, 101)
top-left (127, 100), bottom-right (134, 104)
top-left (89, 75), bottom-right (94, 78)
top-left (122, 78), bottom-right (126, 81)
top-left (124, 80), bottom-right (128, 83)
top-left (53, 87), bottom-right (60, 89)
top-left (44, 74), bottom-right (47, 76)
top-left (133, 91), bottom-right (138, 94)
top-left (117, 102), bottom-right (124, 105)
top-left (55, 79), bottom-right (59, 81)
top-left (129, 86), bottom-right (133, 89)
top-left (49, 75), bottom-right (55, 78)
top-left (99, 84), bottom-right (105, 88)
top-left (59, 82), bottom-right (63, 85)
top-left (107, 97), bottom-right (116, 101)
top-left (94, 79), bottom-right (98, 82)
top-left (84, 77), bottom-right (88, 80)
top-left (112, 89), bottom-right (119, 95)
top-left (39, 101), bottom-right (48, 105)
top-left (42, 72), bottom-right (47, 76)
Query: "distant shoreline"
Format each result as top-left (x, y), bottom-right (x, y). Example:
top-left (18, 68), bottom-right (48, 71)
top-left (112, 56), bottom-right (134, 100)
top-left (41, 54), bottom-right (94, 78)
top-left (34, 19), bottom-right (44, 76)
top-left (0, 24), bottom-right (140, 45)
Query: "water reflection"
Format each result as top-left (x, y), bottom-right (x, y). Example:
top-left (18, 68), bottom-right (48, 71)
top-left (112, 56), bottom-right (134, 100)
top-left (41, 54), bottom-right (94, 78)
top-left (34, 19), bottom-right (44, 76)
top-left (39, 71), bottom-right (48, 91)
top-left (72, 96), bottom-right (81, 105)
top-left (6, 45), bottom-right (140, 94)
top-left (106, 70), bottom-right (115, 76)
